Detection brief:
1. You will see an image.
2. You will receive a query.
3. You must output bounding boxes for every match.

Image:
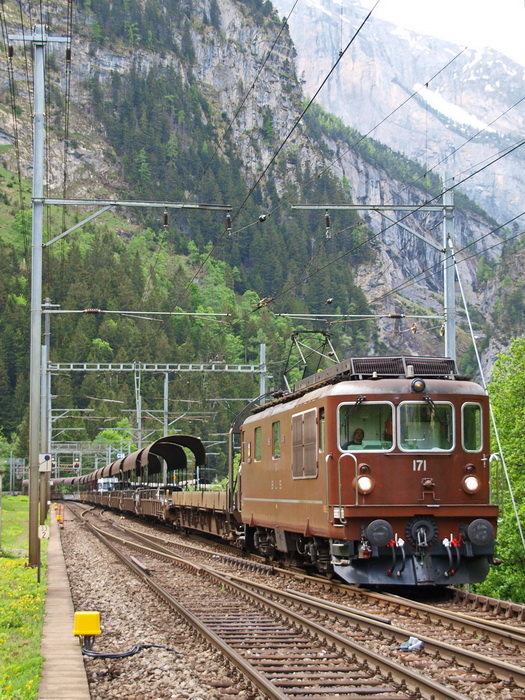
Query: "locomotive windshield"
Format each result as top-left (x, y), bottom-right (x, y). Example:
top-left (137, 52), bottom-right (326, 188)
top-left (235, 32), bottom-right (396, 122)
top-left (339, 403), bottom-right (393, 451)
top-left (399, 401), bottom-right (453, 451)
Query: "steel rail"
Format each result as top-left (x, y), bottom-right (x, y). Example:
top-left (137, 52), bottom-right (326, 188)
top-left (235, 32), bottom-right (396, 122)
top-left (130, 522), bottom-right (525, 647)
top-left (79, 512), bottom-right (469, 699)
top-left (319, 581), bottom-right (525, 645)
top-left (99, 520), bottom-right (525, 689)
top-left (71, 509), bottom-right (288, 699)
top-left (382, 591), bottom-right (525, 646)
top-left (210, 573), bottom-right (525, 690)
top-left (277, 565), bottom-right (525, 640)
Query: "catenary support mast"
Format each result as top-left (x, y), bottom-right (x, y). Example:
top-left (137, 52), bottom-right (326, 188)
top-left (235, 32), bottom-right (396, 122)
top-left (9, 25), bottom-right (69, 567)
top-left (9, 25), bottom-right (231, 569)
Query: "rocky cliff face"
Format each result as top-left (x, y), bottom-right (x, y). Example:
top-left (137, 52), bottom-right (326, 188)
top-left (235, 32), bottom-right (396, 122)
top-left (0, 0), bottom-right (504, 367)
top-left (273, 0), bottom-right (525, 226)
top-left (0, 0), bottom-right (317, 194)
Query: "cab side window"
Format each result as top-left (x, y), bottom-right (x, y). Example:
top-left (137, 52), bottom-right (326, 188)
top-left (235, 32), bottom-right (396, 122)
top-left (463, 403), bottom-right (482, 452)
top-left (272, 421), bottom-right (281, 458)
top-left (254, 426), bottom-right (262, 462)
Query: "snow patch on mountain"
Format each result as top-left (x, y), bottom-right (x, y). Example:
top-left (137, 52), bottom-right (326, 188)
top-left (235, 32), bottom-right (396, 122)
top-left (414, 83), bottom-right (498, 133)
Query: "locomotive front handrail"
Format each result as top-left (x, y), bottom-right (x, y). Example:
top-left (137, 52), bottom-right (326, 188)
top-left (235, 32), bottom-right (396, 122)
top-left (325, 454), bottom-right (332, 524)
top-left (338, 452), bottom-right (358, 514)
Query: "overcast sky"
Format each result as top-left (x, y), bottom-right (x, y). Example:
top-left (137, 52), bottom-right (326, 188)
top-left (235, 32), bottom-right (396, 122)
top-left (360, 0), bottom-right (525, 66)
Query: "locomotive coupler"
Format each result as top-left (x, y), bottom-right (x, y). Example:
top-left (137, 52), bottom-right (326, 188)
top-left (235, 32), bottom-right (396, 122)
top-left (415, 527), bottom-right (430, 562)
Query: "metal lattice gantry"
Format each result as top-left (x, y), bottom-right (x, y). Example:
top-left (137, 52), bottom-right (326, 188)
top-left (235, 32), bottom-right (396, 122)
top-left (47, 344), bottom-right (270, 451)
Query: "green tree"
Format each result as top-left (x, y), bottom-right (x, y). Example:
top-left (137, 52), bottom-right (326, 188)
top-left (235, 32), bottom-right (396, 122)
top-left (473, 338), bottom-right (525, 601)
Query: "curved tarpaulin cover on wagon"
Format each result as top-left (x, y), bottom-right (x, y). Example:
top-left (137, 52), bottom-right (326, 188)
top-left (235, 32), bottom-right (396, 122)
top-left (139, 443), bottom-right (187, 475)
top-left (139, 435), bottom-right (206, 473)
top-left (101, 458), bottom-right (125, 478)
top-left (120, 449), bottom-right (146, 474)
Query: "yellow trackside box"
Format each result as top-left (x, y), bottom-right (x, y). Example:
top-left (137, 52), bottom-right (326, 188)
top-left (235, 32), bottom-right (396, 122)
top-left (73, 611), bottom-right (101, 636)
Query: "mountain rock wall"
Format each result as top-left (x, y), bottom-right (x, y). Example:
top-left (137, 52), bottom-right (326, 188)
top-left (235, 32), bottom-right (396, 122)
top-left (273, 0), bottom-right (525, 225)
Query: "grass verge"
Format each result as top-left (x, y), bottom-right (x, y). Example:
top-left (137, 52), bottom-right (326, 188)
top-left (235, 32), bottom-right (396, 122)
top-left (0, 495), bottom-right (46, 699)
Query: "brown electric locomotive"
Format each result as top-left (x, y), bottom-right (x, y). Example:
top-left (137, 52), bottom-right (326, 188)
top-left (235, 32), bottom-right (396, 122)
top-left (239, 356), bottom-right (498, 585)
top-left (53, 354), bottom-right (498, 587)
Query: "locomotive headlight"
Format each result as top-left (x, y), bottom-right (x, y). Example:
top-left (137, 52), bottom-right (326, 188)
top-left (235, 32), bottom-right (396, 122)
top-left (411, 378), bottom-right (426, 393)
top-left (462, 474), bottom-right (481, 494)
top-left (354, 474), bottom-right (375, 494)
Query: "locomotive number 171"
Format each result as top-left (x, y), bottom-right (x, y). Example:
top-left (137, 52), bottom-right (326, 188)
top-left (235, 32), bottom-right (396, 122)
top-left (412, 459), bottom-right (427, 471)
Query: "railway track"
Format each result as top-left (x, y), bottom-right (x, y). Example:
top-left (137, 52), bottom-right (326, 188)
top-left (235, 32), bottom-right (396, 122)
top-left (68, 504), bottom-right (525, 698)
top-left (442, 588), bottom-right (525, 625)
top-left (101, 508), bottom-right (525, 636)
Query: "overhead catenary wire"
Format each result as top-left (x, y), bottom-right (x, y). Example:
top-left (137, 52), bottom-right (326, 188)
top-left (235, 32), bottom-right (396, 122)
top-left (3, 0), bottom-right (521, 338)
top-left (3, 0), bottom-right (492, 329)
top-left (271, 45), bottom-right (468, 220)
top-left (235, 0), bottom-right (382, 223)
top-left (232, 41), bottom-right (525, 313)
top-left (451, 242), bottom-right (525, 555)
top-left (259, 57), bottom-right (525, 314)
top-left (196, 0), bottom-right (302, 186)
top-left (260, 137), bottom-right (525, 310)
top-left (290, 219), bottom-right (525, 345)
top-left (139, 1), bottom-right (306, 301)
top-left (257, 38), bottom-right (525, 256)
top-left (158, 0), bottom-right (303, 259)
top-left (357, 210), bottom-right (525, 317)
top-left (177, 1), bottom-right (382, 306)
top-left (395, 94), bottom-right (525, 203)
top-left (215, 44), bottom-right (470, 313)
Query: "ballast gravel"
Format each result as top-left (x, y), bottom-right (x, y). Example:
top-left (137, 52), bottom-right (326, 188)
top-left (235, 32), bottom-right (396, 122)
top-left (60, 512), bottom-right (262, 700)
